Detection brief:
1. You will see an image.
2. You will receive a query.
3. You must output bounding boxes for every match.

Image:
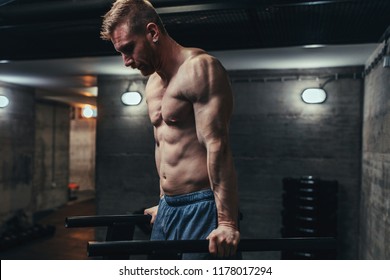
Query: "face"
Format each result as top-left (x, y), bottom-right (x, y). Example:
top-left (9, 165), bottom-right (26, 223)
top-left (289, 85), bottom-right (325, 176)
top-left (111, 21), bottom-right (155, 76)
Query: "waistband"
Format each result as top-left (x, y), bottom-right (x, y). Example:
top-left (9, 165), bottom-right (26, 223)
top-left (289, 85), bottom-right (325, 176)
top-left (163, 189), bottom-right (214, 207)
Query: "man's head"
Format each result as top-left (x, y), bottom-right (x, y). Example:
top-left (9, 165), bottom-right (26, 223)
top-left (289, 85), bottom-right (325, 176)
top-left (102, 0), bottom-right (167, 76)
top-left (101, 0), bottom-right (166, 41)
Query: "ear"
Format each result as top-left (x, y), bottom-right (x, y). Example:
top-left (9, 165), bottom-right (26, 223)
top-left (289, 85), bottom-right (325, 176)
top-left (146, 23), bottom-right (159, 43)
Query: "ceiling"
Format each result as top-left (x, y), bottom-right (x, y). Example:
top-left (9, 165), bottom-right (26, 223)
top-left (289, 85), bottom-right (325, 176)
top-left (0, 0), bottom-right (389, 106)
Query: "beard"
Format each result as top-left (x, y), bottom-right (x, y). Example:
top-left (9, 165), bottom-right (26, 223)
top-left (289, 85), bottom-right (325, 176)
top-left (138, 64), bottom-right (154, 76)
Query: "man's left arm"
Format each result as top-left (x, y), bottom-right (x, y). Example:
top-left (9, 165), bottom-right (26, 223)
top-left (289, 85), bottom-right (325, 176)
top-left (187, 54), bottom-right (240, 258)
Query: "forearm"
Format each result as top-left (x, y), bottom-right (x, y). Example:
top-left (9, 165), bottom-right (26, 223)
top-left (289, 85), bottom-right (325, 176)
top-left (207, 140), bottom-right (239, 229)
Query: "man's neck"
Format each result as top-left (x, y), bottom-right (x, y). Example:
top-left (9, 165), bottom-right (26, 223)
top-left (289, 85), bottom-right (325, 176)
top-left (155, 36), bottom-right (184, 84)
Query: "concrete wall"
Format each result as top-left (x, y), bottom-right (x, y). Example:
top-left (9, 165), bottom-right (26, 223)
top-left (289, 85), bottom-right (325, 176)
top-left (69, 115), bottom-right (96, 191)
top-left (0, 82), bottom-right (71, 232)
top-left (96, 76), bottom-right (158, 216)
top-left (0, 82), bottom-right (35, 228)
top-left (229, 67), bottom-right (363, 259)
top-left (96, 67), bottom-right (363, 259)
top-left (360, 43), bottom-right (390, 259)
top-left (32, 101), bottom-right (70, 213)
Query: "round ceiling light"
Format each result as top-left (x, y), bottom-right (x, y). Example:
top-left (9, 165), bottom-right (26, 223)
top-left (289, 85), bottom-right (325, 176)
top-left (121, 91), bottom-right (142, 106)
top-left (301, 88), bottom-right (327, 104)
top-left (81, 105), bottom-right (97, 118)
top-left (0, 95), bottom-right (10, 108)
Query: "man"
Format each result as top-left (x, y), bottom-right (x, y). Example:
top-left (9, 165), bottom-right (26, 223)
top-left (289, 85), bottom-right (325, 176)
top-left (101, 0), bottom-right (239, 259)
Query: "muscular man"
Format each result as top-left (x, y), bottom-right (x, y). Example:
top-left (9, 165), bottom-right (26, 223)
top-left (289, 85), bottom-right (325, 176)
top-left (101, 0), bottom-right (240, 259)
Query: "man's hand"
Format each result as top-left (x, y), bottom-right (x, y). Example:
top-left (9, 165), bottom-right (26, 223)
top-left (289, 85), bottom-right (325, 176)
top-left (207, 225), bottom-right (240, 258)
top-left (144, 205), bottom-right (158, 224)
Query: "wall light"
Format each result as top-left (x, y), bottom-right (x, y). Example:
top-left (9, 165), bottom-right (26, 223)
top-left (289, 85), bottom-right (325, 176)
top-left (81, 105), bottom-right (97, 118)
top-left (301, 88), bottom-right (327, 104)
top-left (0, 95), bottom-right (10, 108)
top-left (121, 91), bottom-right (142, 106)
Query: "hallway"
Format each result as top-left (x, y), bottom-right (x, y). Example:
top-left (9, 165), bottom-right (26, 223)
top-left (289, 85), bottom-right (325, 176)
top-left (0, 192), bottom-right (96, 260)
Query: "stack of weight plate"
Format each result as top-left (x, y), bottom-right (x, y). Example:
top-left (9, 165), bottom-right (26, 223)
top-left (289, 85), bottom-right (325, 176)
top-left (281, 176), bottom-right (338, 259)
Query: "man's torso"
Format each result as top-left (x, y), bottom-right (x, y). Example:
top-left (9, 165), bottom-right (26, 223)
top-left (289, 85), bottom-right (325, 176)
top-left (145, 49), bottom-right (211, 195)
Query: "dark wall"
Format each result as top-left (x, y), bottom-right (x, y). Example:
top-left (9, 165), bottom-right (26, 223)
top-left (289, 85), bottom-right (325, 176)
top-left (96, 66), bottom-right (363, 259)
top-left (360, 43), bottom-right (390, 259)
top-left (32, 101), bottom-right (70, 212)
top-left (0, 83), bottom-right (71, 232)
top-left (96, 76), bottom-right (158, 216)
top-left (229, 67), bottom-right (363, 259)
top-left (0, 82), bottom-right (35, 227)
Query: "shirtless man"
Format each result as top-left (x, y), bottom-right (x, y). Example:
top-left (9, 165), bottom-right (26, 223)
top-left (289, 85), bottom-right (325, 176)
top-left (101, 0), bottom-right (240, 259)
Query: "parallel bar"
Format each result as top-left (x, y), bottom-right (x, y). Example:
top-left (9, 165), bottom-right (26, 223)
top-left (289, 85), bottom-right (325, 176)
top-left (65, 214), bottom-right (151, 228)
top-left (88, 237), bottom-right (336, 257)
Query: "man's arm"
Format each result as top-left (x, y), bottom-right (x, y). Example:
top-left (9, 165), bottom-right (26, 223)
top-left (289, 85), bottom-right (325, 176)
top-left (144, 81), bottom-right (163, 224)
top-left (185, 54), bottom-right (240, 257)
top-left (143, 183), bottom-right (163, 224)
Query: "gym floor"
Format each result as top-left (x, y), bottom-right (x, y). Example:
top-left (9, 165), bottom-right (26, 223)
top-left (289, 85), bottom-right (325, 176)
top-left (0, 191), bottom-right (96, 260)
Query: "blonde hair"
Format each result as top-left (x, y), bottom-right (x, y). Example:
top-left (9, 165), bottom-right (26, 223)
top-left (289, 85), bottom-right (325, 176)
top-left (100, 0), bottom-right (166, 40)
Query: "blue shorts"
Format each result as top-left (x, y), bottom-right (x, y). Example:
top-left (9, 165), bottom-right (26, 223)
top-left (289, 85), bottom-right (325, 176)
top-left (151, 189), bottom-right (217, 259)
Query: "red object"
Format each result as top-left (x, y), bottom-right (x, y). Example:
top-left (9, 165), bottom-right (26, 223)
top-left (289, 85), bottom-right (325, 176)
top-left (68, 183), bottom-right (79, 190)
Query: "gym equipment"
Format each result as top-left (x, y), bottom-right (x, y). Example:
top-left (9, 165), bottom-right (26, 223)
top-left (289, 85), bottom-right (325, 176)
top-left (65, 213), bottom-right (337, 259)
top-left (282, 176), bottom-right (338, 259)
top-left (88, 237), bottom-right (336, 258)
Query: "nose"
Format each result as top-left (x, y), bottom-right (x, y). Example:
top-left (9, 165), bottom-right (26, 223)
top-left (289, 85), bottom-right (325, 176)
top-left (122, 54), bottom-right (134, 68)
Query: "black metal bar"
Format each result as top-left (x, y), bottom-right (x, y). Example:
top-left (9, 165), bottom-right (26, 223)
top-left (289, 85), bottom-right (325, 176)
top-left (88, 237), bottom-right (336, 257)
top-left (65, 214), bottom-right (151, 228)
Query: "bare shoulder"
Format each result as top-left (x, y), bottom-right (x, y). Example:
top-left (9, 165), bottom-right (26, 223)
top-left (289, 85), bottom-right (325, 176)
top-left (179, 48), bottom-right (230, 101)
top-left (145, 73), bottom-right (160, 90)
top-left (145, 73), bottom-right (162, 98)
top-left (183, 48), bottom-right (225, 75)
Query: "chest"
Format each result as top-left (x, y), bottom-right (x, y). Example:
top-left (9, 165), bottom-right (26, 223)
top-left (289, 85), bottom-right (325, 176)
top-left (147, 85), bottom-right (193, 126)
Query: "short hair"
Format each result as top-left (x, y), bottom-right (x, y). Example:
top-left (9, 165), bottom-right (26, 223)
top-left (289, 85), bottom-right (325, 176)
top-left (100, 0), bottom-right (166, 40)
